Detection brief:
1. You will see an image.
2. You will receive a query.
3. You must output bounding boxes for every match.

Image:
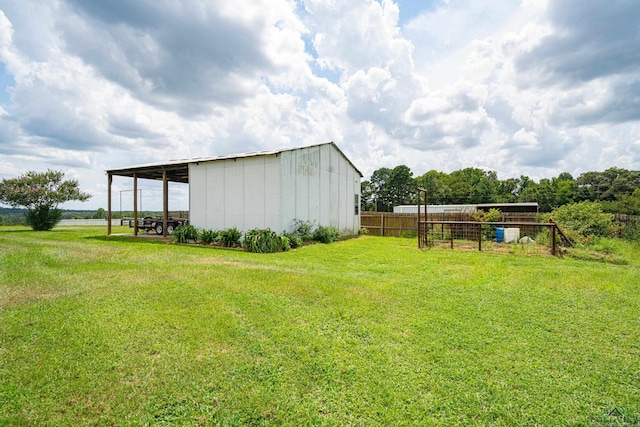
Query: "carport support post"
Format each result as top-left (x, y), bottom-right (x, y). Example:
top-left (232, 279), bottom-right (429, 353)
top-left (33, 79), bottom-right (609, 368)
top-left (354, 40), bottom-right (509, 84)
top-left (133, 174), bottom-right (138, 236)
top-left (107, 173), bottom-right (112, 235)
top-left (162, 170), bottom-right (168, 237)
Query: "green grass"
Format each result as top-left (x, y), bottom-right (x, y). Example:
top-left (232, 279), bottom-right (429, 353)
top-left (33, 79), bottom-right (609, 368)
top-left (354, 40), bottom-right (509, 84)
top-left (1, 226), bottom-right (639, 426)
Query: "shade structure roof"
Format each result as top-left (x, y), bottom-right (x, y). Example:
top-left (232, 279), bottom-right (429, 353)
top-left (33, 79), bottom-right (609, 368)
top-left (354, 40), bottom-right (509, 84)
top-left (106, 142), bottom-right (363, 184)
top-left (106, 160), bottom-right (191, 183)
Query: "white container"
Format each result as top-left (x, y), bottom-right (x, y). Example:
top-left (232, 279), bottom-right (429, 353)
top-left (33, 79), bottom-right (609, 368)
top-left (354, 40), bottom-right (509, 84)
top-left (504, 228), bottom-right (520, 243)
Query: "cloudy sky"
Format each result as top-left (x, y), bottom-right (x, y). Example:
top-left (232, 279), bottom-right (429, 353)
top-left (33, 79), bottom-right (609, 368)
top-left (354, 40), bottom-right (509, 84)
top-left (1, 0), bottom-right (639, 210)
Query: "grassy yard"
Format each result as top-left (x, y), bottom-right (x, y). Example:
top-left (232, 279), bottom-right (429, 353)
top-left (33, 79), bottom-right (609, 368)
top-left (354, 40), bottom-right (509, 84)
top-left (1, 226), bottom-right (639, 426)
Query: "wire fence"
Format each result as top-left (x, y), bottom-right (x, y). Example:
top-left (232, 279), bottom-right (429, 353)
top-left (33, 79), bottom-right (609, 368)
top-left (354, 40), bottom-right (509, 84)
top-left (360, 211), bottom-right (574, 255)
top-left (418, 220), bottom-right (571, 255)
top-left (360, 212), bottom-right (540, 237)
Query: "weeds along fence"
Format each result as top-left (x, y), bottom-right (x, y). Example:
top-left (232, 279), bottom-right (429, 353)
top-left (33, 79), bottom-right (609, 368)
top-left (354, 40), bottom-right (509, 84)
top-left (613, 214), bottom-right (640, 240)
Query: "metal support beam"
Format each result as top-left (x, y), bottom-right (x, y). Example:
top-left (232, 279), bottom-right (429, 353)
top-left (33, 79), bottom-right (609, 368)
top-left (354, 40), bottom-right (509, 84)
top-left (163, 170), bottom-right (168, 237)
top-left (133, 174), bottom-right (138, 236)
top-left (107, 173), bottom-right (112, 235)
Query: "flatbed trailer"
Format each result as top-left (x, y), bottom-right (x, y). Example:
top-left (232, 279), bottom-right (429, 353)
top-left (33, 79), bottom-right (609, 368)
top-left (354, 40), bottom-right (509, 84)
top-left (122, 216), bottom-right (187, 235)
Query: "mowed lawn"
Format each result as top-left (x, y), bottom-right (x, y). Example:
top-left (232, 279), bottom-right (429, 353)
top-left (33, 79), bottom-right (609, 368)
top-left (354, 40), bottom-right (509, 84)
top-left (1, 227), bottom-right (639, 426)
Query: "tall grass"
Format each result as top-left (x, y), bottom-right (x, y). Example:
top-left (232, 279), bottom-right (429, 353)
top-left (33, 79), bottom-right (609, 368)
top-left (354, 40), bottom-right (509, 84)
top-left (1, 226), bottom-right (639, 425)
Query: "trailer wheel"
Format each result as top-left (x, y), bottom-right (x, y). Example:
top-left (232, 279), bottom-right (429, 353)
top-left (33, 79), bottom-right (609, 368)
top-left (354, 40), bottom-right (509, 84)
top-left (155, 223), bottom-right (163, 235)
top-left (167, 224), bottom-right (175, 235)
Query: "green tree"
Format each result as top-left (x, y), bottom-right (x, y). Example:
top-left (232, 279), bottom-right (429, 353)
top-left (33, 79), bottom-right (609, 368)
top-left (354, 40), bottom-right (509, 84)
top-left (497, 178), bottom-right (519, 203)
top-left (0, 170), bottom-right (92, 230)
top-left (575, 168), bottom-right (640, 202)
top-left (516, 176), bottom-right (537, 202)
top-left (387, 165), bottom-right (416, 207)
top-left (600, 168), bottom-right (640, 201)
top-left (370, 167), bottom-right (393, 211)
top-left (415, 170), bottom-right (449, 205)
top-left (519, 173), bottom-right (575, 212)
top-left (616, 188), bottom-right (640, 215)
top-left (575, 171), bottom-right (603, 201)
top-left (553, 173), bottom-right (575, 207)
top-left (92, 208), bottom-right (107, 219)
top-left (446, 168), bottom-right (498, 204)
top-left (360, 180), bottom-right (375, 211)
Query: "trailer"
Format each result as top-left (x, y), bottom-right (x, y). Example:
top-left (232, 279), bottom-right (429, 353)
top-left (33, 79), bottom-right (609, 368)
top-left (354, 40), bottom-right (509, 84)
top-left (123, 216), bottom-right (187, 235)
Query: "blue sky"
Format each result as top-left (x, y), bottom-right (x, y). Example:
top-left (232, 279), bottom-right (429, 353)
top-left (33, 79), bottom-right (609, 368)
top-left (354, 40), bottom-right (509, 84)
top-left (0, 0), bottom-right (639, 210)
top-left (395, 0), bottom-right (439, 24)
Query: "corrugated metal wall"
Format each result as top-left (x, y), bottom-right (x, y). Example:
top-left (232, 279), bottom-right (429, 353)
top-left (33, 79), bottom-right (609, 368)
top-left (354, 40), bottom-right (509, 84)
top-left (280, 144), bottom-right (360, 234)
top-left (189, 144), bottom-right (360, 235)
top-left (190, 155), bottom-right (282, 231)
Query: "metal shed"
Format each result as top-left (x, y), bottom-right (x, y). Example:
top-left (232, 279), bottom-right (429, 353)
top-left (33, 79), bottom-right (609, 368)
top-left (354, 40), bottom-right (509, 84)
top-left (106, 142), bottom-right (363, 236)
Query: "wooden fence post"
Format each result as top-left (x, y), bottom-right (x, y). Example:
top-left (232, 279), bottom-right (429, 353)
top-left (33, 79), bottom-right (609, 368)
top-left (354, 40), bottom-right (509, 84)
top-left (450, 225), bottom-right (454, 249)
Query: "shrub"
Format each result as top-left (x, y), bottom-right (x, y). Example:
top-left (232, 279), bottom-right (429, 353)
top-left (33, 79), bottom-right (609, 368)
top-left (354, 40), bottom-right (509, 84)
top-left (172, 224), bottom-right (199, 244)
top-left (620, 220), bottom-right (640, 241)
top-left (200, 229), bottom-right (219, 245)
top-left (293, 219), bottom-right (315, 241)
top-left (243, 228), bottom-right (290, 253)
top-left (313, 226), bottom-right (340, 243)
top-left (359, 227), bottom-right (369, 235)
top-left (25, 206), bottom-right (62, 231)
top-left (279, 235), bottom-right (291, 252)
top-left (282, 231), bottom-right (303, 249)
top-left (551, 202), bottom-right (613, 241)
top-left (220, 227), bottom-right (242, 247)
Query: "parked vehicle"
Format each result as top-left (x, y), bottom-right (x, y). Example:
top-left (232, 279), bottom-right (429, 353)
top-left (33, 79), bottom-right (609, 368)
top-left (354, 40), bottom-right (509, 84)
top-left (124, 216), bottom-right (187, 235)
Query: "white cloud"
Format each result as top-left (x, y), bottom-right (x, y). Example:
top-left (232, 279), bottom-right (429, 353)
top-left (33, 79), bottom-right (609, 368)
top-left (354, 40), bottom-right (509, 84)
top-left (0, 0), bottom-right (638, 210)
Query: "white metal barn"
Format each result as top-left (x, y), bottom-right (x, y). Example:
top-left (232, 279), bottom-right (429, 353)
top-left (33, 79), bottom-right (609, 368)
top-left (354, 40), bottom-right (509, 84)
top-left (106, 142), bottom-right (363, 236)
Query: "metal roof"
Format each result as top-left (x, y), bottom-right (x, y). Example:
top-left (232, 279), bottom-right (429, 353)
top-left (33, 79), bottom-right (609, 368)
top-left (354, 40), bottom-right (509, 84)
top-left (106, 141), bottom-right (363, 183)
top-left (105, 159), bottom-right (191, 183)
top-left (476, 203), bottom-right (539, 211)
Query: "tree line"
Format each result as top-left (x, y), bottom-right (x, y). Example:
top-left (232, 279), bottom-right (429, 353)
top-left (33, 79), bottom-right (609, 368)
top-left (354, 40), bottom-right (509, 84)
top-left (361, 166), bottom-right (640, 214)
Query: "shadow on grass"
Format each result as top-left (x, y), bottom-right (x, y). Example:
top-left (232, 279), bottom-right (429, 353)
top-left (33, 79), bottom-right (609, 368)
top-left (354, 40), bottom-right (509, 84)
top-left (86, 234), bottom-right (172, 245)
top-left (86, 235), bottom-right (252, 254)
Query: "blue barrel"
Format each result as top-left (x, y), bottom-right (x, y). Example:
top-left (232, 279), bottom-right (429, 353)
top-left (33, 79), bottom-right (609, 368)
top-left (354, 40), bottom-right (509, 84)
top-left (496, 227), bottom-right (504, 243)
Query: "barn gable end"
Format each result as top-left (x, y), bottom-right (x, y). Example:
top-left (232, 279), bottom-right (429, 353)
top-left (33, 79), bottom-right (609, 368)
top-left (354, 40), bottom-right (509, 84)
top-left (188, 142), bottom-right (361, 235)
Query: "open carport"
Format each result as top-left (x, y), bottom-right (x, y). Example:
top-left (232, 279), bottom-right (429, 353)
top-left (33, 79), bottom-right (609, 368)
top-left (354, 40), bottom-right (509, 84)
top-left (106, 160), bottom-right (189, 237)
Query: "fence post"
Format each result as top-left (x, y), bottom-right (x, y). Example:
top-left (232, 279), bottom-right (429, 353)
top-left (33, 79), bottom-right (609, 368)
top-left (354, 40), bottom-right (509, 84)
top-left (450, 225), bottom-right (454, 249)
top-left (478, 223), bottom-right (482, 251)
top-left (381, 213), bottom-right (384, 236)
top-left (552, 225), bottom-right (556, 255)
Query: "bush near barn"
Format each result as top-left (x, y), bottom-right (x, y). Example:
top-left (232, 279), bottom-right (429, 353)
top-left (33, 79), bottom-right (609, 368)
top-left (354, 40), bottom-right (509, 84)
top-left (551, 201), bottom-right (614, 243)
